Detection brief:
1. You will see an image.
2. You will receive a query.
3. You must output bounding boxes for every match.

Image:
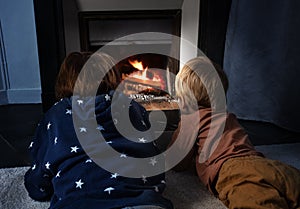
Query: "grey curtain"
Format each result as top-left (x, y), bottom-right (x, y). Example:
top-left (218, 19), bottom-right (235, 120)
top-left (223, 0), bottom-right (300, 132)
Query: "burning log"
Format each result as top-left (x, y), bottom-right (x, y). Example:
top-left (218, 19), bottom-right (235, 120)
top-left (123, 76), bottom-right (161, 89)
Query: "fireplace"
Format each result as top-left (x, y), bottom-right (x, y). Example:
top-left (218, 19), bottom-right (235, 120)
top-left (117, 53), bottom-right (180, 112)
top-left (79, 10), bottom-right (181, 111)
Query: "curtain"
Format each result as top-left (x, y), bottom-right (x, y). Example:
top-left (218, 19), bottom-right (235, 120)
top-left (223, 0), bottom-right (300, 132)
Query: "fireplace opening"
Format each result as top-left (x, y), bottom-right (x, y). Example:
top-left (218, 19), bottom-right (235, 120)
top-left (115, 53), bottom-right (179, 112)
top-left (118, 53), bottom-right (168, 94)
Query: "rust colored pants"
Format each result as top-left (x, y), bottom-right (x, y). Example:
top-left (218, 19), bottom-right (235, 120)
top-left (215, 156), bottom-right (300, 209)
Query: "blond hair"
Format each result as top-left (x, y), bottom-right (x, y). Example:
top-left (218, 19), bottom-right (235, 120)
top-left (175, 57), bottom-right (227, 111)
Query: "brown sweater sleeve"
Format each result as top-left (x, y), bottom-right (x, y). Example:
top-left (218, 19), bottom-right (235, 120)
top-left (168, 117), bottom-right (199, 172)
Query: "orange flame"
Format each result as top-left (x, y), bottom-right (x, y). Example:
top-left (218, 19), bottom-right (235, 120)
top-left (128, 60), bottom-right (145, 71)
top-left (128, 59), bottom-right (148, 79)
top-left (126, 59), bottom-right (165, 90)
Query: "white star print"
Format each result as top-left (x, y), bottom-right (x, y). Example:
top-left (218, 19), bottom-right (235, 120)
top-left (77, 99), bottom-right (83, 105)
top-left (65, 109), bottom-right (72, 115)
top-left (47, 122), bottom-right (51, 130)
top-left (141, 120), bottom-right (146, 126)
top-left (45, 162), bottom-right (51, 169)
top-left (32, 164), bottom-right (36, 170)
top-left (154, 186), bottom-right (159, 192)
top-left (161, 180), bottom-right (166, 184)
top-left (142, 175), bottom-right (147, 183)
top-left (149, 158), bottom-right (157, 166)
top-left (110, 173), bottom-right (119, 179)
top-left (79, 127), bottom-right (87, 133)
top-left (138, 137), bottom-right (147, 143)
top-left (28, 142), bottom-right (34, 148)
top-left (56, 170), bottom-right (61, 178)
top-left (75, 179), bottom-right (84, 189)
top-left (105, 94), bottom-right (111, 101)
top-left (40, 188), bottom-right (45, 192)
top-left (54, 137), bottom-right (58, 145)
top-left (71, 146), bottom-right (79, 153)
top-left (104, 187), bottom-right (115, 194)
top-left (120, 154), bottom-right (127, 158)
top-left (85, 159), bottom-right (92, 163)
top-left (96, 125), bottom-right (105, 131)
top-left (106, 141), bottom-right (113, 144)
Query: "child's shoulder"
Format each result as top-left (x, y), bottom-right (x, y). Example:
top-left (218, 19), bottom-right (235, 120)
top-left (43, 98), bottom-right (72, 119)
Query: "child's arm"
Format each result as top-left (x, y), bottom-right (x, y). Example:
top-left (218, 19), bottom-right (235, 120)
top-left (24, 119), bottom-right (54, 201)
top-left (24, 165), bottom-right (54, 201)
top-left (168, 122), bottom-right (197, 172)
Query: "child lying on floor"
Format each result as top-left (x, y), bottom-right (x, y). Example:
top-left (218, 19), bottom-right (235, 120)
top-left (169, 56), bottom-right (300, 209)
top-left (24, 52), bottom-right (173, 209)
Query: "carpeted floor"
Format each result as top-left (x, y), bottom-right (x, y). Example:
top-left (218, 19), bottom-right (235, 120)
top-left (0, 167), bottom-right (226, 209)
top-left (1, 143), bottom-right (299, 209)
top-left (0, 167), bottom-right (49, 209)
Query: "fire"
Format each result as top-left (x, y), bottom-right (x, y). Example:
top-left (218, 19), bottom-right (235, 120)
top-left (128, 60), bottom-right (146, 71)
top-left (124, 59), bottom-right (166, 91)
top-left (128, 59), bottom-right (148, 79)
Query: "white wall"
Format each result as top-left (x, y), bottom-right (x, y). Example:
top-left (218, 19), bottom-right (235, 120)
top-left (180, 0), bottom-right (200, 69)
top-left (0, 0), bottom-right (41, 104)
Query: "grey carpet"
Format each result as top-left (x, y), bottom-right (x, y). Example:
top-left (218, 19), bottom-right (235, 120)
top-left (0, 167), bottom-right (49, 209)
top-left (1, 142), bottom-right (299, 209)
top-left (0, 167), bottom-right (226, 209)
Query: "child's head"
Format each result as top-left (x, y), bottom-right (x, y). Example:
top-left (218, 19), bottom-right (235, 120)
top-left (55, 52), bottom-right (91, 99)
top-left (55, 52), bottom-right (121, 100)
top-left (175, 56), bottom-right (228, 112)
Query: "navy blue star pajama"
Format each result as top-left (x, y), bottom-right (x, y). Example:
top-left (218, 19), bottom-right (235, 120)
top-left (25, 91), bottom-right (173, 209)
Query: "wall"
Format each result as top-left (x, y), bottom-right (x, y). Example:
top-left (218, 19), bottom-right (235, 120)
top-left (0, 0), bottom-right (41, 104)
top-left (180, 0), bottom-right (200, 68)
